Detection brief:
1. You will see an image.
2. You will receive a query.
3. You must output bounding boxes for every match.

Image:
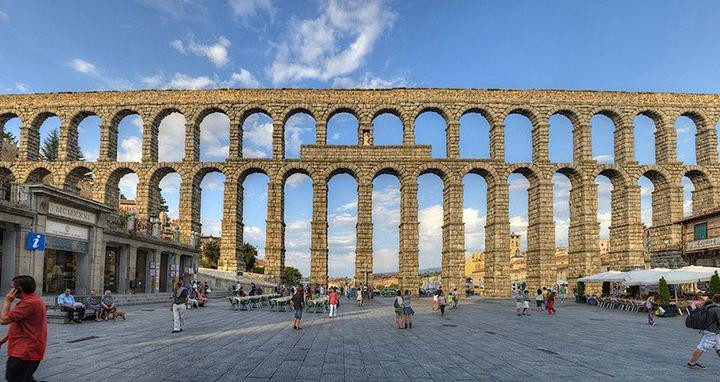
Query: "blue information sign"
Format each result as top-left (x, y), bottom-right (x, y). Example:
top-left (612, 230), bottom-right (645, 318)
top-left (25, 232), bottom-right (45, 250)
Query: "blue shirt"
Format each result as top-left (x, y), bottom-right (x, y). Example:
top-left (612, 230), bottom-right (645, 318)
top-left (57, 294), bottom-right (76, 306)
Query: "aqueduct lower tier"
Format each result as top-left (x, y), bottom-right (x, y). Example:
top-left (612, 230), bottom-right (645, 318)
top-left (1, 88), bottom-right (719, 296)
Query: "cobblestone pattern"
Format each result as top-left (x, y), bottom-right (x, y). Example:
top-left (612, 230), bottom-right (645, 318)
top-left (1, 89), bottom-right (719, 295)
top-left (5, 298), bottom-right (717, 381)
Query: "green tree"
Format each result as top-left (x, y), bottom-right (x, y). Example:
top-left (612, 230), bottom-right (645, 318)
top-left (251, 266), bottom-right (265, 274)
top-left (658, 277), bottom-right (671, 306)
top-left (284, 266), bottom-right (302, 286)
top-left (200, 240), bottom-right (220, 269)
top-left (709, 271), bottom-right (720, 297)
top-left (2, 130), bottom-right (17, 144)
top-left (40, 128), bottom-right (60, 161)
top-left (159, 194), bottom-right (169, 213)
top-left (241, 242), bottom-right (257, 271)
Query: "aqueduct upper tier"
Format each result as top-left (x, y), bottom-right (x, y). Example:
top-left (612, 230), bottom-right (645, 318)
top-left (1, 88), bottom-right (719, 296)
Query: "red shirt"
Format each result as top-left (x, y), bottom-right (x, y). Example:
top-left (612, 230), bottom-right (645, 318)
top-left (329, 291), bottom-right (338, 305)
top-left (8, 294), bottom-right (47, 361)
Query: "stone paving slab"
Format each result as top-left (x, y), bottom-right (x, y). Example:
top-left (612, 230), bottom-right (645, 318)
top-left (0, 296), bottom-right (716, 381)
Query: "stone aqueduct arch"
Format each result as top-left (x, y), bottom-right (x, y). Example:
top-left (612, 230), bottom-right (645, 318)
top-left (1, 88), bottom-right (719, 296)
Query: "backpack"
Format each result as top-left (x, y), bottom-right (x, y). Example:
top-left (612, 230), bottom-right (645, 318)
top-left (173, 288), bottom-right (188, 305)
top-left (685, 304), bottom-right (717, 330)
top-left (393, 297), bottom-right (401, 308)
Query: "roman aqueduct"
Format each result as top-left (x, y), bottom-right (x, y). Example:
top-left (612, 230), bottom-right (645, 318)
top-left (0, 88), bottom-right (718, 296)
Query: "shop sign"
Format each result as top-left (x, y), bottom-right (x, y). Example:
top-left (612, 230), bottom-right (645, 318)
top-left (48, 202), bottom-right (96, 225)
top-left (25, 232), bottom-right (45, 250)
top-left (45, 235), bottom-right (89, 254)
top-left (687, 236), bottom-right (720, 252)
top-left (46, 219), bottom-right (89, 240)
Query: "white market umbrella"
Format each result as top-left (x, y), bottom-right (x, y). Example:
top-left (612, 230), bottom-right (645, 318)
top-left (623, 268), bottom-right (672, 286)
top-left (577, 271), bottom-right (627, 282)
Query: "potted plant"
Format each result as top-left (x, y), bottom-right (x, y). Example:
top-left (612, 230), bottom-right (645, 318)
top-left (575, 279), bottom-right (587, 303)
top-left (657, 277), bottom-right (677, 317)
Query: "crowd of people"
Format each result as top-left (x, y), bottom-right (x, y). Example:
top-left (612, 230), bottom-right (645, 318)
top-left (57, 288), bottom-right (120, 323)
top-left (512, 285), bottom-right (564, 316)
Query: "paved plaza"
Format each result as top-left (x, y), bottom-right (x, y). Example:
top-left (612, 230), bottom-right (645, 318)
top-left (0, 297), bottom-right (716, 381)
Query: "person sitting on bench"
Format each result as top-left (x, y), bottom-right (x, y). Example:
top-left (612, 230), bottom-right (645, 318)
top-left (57, 288), bottom-right (85, 324)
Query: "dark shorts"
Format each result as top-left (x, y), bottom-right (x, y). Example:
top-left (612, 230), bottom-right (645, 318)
top-left (536, 301), bottom-right (543, 307)
top-left (294, 309), bottom-right (303, 320)
top-left (6, 357), bottom-right (39, 382)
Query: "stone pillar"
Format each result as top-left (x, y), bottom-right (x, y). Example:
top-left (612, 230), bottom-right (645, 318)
top-left (59, 119), bottom-right (78, 161)
top-left (609, 185), bottom-right (645, 270)
top-left (219, 181), bottom-right (245, 271)
top-left (19, 113), bottom-right (40, 161)
top-left (398, 179), bottom-right (420, 294)
top-left (441, 181), bottom-right (465, 293)
top-left (646, 183), bottom-right (683, 256)
top-left (1, 226), bottom-right (18, 294)
top-left (484, 181), bottom-right (510, 296)
top-left (567, 179), bottom-right (601, 288)
top-left (355, 181), bottom-right (373, 289)
top-left (526, 180), bottom-right (556, 290)
top-left (446, 120), bottom-right (460, 159)
top-left (178, 181), bottom-right (201, 243)
top-left (359, 120), bottom-right (373, 146)
top-left (117, 245), bottom-right (129, 294)
top-left (614, 121), bottom-right (635, 164)
top-left (134, 178), bottom-right (153, 220)
top-left (147, 249), bottom-right (159, 293)
top-left (402, 117), bottom-right (415, 145)
top-left (272, 121), bottom-right (284, 159)
top-left (142, 118), bottom-right (158, 163)
top-left (83, 226), bottom-right (105, 295)
top-left (655, 121), bottom-right (677, 164)
top-left (98, 123), bottom-right (117, 162)
top-left (310, 180), bottom-right (328, 287)
top-left (228, 113), bottom-right (242, 160)
top-left (184, 116), bottom-right (199, 162)
top-left (532, 122), bottom-right (550, 162)
top-left (489, 122), bottom-right (505, 161)
top-left (127, 245), bottom-right (137, 292)
top-left (573, 119), bottom-right (593, 162)
top-left (316, 121), bottom-right (327, 146)
top-left (265, 181), bottom-right (285, 283)
top-left (696, 125), bottom-right (718, 165)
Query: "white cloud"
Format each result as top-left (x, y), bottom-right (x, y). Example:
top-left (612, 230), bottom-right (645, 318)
top-left (0, 11), bottom-right (8, 21)
top-left (171, 36), bottom-right (231, 68)
top-left (201, 217), bottom-right (222, 236)
top-left (463, 207), bottom-right (486, 253)
top-left (332, 73), bottom-right (407, 88)
top-left (158, 112), bottom-right (186, 161)
top-left (199, 113), bottom-right (230, 161)
top-left (69, 59), bottom-right (98, 76)
top-left (118, 136), bottom-right (142, 162)
top-left (118, 173), bottom-right (139, 200)
top-left (268, 0), bottom-right (396, 84)
top-left (168, 73), bottom-right (215, 90)
top-left (284, 113), bottom-right (314, 156)
top-left (593, 154), bottom-right (614, 163)
top-left (243, 117), bottom-right (273, 157)
top-left (338, 200), bottom-right (357, 212)
top-left (285, 173), bottom-right (308, 188)
top-left (229, 69), bottom-right (260, 88)
top-left (509, 177), bottom-right (530, 191)
top-left (509, 214), bottom-right (528, 250)
top-left (228, 0), bottom-right (275, 20)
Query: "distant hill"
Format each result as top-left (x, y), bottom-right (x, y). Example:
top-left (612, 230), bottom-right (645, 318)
top-left (373, 266), bottom-right (442, 277)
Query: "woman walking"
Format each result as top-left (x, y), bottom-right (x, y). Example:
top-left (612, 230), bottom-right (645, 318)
top-left (356, 287), bottom-right (363, 307)
top-left (645, 293), bottom-right (656, 326)
top-left (438, 290), bottom-right (447, 316)
top-left (522, 290), bottom-right (531, 316)
top-left (535, 289), bottom-right (543, 312)
top-left (432, 291), bottom-right (439, 311)
top-left (403, 290), bottom-right (414, 329)
top-left (392, 290), bottom-right (404, 329)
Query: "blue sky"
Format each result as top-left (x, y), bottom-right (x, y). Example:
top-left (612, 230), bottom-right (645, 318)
top-left (0, 1), bottom-right (717, 277)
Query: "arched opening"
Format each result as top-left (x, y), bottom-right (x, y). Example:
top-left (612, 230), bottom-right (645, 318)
top-left (199, 171), bottom-right (226, 238)
top-left (284, 112), bottom-right (316, 159)
top-left (504, 113), bottom-right (533, 163)
top-left (242, 173), bottom-right (270, 261)
top-left (418, 172), bottom-right (444, 272)
top-left (591, 113), bottom-right (615, 164)
top-left (283, 172), bottom-right (312, 277)
top-left (638, 175), bottom-right (654, 228)
top-left (595, 174), bottom-right (613, 270)
top-left (552, 173), bottom-right (571, 248)
top-left (117, 113), bottom-right (143, 162)
top-left (372, 174), bottom-right (400, 274)
top-left (675, 116), bottom-right (697, 165)
top-left (372, 113), bottom-right (403, 146)
top-left (199, 112), bottom-right (230, 162)
top-left (681, 176), bottom-right (694, 217)
top-left (26, 167), bottom-right (53, 186)
top-left (73, 113), bottom-right (100, 161)
top-left (327, 173), bottom-right (357, 278)
top-left (108, 170), bottom-right (139, 211)
top-left (327, 112), bottom-right (358, 145)
top-left (549, 114), bottom-right (573, 163)
top-left (415, 111), bottom-right (446, 158)
top-left (634, 114), bottom-right (656, 165)
top-left (157, 172), bottom-right (182, 231)
top-left (38, 115), bottom-right (60, 161)
top-left (459, 112), bottom-right (490, 159)
top-left (242, 112), bottom-right (273, 158)
top-left (507, 173), bottom-right (529, 284)
top-left (158, 112), bottom-right (185, 162)
top-left (462, 172), bottom-right (488, 288)
top-left (1, 115), bottom-right (21, 161)
top-left (64, 166), bottom-right (95, 199)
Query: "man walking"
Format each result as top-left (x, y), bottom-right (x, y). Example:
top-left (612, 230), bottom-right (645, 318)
top-left (688, 294), bottom-right (720, 369)
top-left (171, 281), bottom-right (188, 333)
top-left (292, 286), bottom-right (305, 330)
top-left (328, 287), bottom-right (339, 318)
top-left (0, 275), bottom-right (47, 382)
